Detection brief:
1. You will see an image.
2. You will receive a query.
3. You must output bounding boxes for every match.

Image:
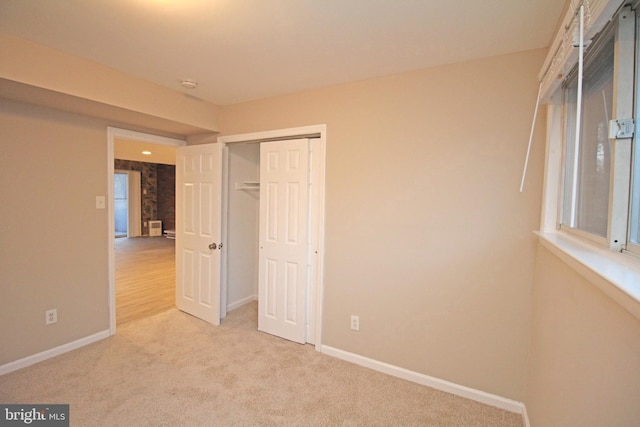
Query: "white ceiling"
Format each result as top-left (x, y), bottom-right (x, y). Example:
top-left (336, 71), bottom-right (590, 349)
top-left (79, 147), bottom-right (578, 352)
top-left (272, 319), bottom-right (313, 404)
top-left (0, 0), bottom-right (565, 106)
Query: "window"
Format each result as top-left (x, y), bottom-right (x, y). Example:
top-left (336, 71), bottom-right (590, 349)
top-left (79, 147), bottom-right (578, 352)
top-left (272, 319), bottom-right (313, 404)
top-left (559, 5), bottom-right (637, 254)
top-left (562, 29), bottom-right (615, 239)
top-left (536, 1), bottom-right (640, 318)
top-left (629, 9), bottom-right (640, 252)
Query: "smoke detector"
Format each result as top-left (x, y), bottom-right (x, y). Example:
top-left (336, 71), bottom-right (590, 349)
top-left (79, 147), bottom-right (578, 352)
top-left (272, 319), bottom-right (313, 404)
top-left (180, 79), bottom-right (197, 89)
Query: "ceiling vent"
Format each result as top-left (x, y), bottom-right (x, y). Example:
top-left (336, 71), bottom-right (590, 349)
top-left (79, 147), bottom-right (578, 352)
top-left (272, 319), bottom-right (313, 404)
top-left (180, 79), bottom-right (197, 89)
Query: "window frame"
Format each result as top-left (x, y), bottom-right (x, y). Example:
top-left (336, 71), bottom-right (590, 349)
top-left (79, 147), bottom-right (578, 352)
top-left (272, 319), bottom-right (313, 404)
top-left (535, 1), bottom-right (640, 323)
top-left (558, 5), bottom-right (636, 255)
top-left (627, 7), bottom-right (640, 256)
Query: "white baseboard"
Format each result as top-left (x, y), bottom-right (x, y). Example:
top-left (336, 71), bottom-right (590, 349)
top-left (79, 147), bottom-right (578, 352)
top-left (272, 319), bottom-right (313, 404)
top-left (522, 404), bottom-right (530, 427)
top-left (320, 345), bottom-right (525, 415)
top-left (227, 295), bottom-right (257, 312)
top-left (0, 329), bottom-right (111, 376)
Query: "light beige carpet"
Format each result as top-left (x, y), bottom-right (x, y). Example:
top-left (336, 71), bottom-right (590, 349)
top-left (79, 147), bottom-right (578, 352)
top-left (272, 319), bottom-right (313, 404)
top-left (0, 303), bottom-right (522, 426)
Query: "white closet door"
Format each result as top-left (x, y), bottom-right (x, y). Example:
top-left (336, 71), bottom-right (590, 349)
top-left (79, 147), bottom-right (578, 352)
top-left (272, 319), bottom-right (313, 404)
top-left (258, 139), bottom-right (309, 343)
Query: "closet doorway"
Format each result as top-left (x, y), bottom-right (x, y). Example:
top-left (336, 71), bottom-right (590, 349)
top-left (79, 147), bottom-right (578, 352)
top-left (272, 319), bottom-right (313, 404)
top-left (219, 125), bottom-right (326, 347)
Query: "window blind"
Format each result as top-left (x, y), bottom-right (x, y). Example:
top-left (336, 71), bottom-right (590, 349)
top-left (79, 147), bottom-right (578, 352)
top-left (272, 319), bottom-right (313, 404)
top-left (539, 0), bottom-right (624, 102)
top-left (520, 0), bottom-right (623, 192)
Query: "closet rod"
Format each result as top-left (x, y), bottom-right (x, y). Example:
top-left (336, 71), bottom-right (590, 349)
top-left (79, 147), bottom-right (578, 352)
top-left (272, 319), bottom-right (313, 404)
top-left (235, 181), bottom-right (260, 191)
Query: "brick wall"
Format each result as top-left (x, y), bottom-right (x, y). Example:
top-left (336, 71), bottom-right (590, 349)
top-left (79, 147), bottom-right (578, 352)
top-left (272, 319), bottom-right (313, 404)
top-left (157, 164), bottom-right (176, 231)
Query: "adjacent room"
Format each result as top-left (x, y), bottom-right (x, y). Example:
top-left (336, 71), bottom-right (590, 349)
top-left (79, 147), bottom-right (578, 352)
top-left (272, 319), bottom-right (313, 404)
top-left (1, 1), bottom-right (639, 426)
top-left (113, 138), bottom-right (177, 325)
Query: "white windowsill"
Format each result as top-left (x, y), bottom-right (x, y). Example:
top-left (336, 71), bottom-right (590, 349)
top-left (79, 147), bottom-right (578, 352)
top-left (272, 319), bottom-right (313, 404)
top-left (536, 231), bottom-right (640, 320)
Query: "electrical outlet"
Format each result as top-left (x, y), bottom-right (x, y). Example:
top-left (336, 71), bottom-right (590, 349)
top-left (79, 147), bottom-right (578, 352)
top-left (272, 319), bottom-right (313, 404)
top-left (45, 309), bottom-right (57, 325)
top-left (350, 315), bottom-right (360, 331)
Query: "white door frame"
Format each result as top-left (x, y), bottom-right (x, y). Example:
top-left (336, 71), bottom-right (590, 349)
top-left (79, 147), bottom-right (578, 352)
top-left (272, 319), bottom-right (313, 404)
top-left (107, 127), bottom-right (186, 334)
top-left (218, 125), bottom-right (327, 351)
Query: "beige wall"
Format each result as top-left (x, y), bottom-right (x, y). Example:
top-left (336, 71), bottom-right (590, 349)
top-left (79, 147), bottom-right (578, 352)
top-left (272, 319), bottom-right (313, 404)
top-left (0, 45), bottom-right (549, 404)
top-left (525, 245), bottom-right (640, 426)
top-left (0, 99), bottom-right (110, 365)
top-left (1, 32), bottom-right (635, 421)
top-left (221, 49), bottom-right (547, 400)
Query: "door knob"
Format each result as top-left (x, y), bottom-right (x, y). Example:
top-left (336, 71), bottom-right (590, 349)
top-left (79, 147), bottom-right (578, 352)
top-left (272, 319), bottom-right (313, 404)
top-left (209, 243), bottom-right (217, 250)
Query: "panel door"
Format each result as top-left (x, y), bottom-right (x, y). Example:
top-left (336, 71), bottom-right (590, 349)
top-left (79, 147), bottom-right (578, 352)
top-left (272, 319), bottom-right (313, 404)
top-left (176, 143), bottom-right (223, 325)
top-left (258, 139), bottom-right (310, 343)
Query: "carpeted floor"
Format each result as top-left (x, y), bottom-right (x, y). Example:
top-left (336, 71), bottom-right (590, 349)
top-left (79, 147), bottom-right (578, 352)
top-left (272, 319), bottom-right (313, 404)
top-left (0, 303), bottom-right (522, 426)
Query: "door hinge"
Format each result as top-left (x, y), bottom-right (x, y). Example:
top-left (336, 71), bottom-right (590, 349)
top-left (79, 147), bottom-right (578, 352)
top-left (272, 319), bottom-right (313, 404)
top-left (608, 118), bottom-right (635, 139)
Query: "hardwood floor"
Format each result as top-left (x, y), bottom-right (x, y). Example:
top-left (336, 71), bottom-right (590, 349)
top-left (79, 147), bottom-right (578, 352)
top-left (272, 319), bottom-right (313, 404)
top-left (115, 236), bottom-right (175, 325)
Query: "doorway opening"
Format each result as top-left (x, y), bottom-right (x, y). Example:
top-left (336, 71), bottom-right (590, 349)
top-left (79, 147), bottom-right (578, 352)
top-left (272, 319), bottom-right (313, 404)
top-left (107, 127), bottom-right (186, 333)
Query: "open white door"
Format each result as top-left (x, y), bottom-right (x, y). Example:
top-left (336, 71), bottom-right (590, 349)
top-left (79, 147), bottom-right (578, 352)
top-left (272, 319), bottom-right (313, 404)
top-left (176, 143), bottom-right (223, 325)
top-left (258, 139), bottom-right (309, 343)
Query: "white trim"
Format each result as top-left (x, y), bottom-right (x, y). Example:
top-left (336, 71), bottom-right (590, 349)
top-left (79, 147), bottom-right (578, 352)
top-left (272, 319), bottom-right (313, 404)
top-left (522, 404), bottom-right (531, 427)
top-left (218, 125), bottom-right (327, 350)
top-left (320, 345), bottom-right (525, 415)
top-left (540, 98), bottom-right (564, 233)
top-left (106, 127), bottom-right (186, 335)
top-left (0, 330), bottom-right (110, 376)
top-left (537, 231), bottom-right (640, 320)
top-left (227, 295), bottom-right (258, 312)
top-left (306, 138), bottom-right (323, 345)
top-left (218, 125), bottom-right (323, 144)
top-left (107, 135), bottom-right (115, 334)
top-left (312, 134), bottom-right (326, 349)
top-left (608, 7), bottom-right (635, 251)
top-left (220, 145), bottom-right (229, 319)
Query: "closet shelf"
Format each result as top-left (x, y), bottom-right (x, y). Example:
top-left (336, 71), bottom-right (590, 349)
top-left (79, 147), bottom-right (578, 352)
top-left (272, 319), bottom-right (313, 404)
top-left (235, 181), bottom-right (260, 191)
